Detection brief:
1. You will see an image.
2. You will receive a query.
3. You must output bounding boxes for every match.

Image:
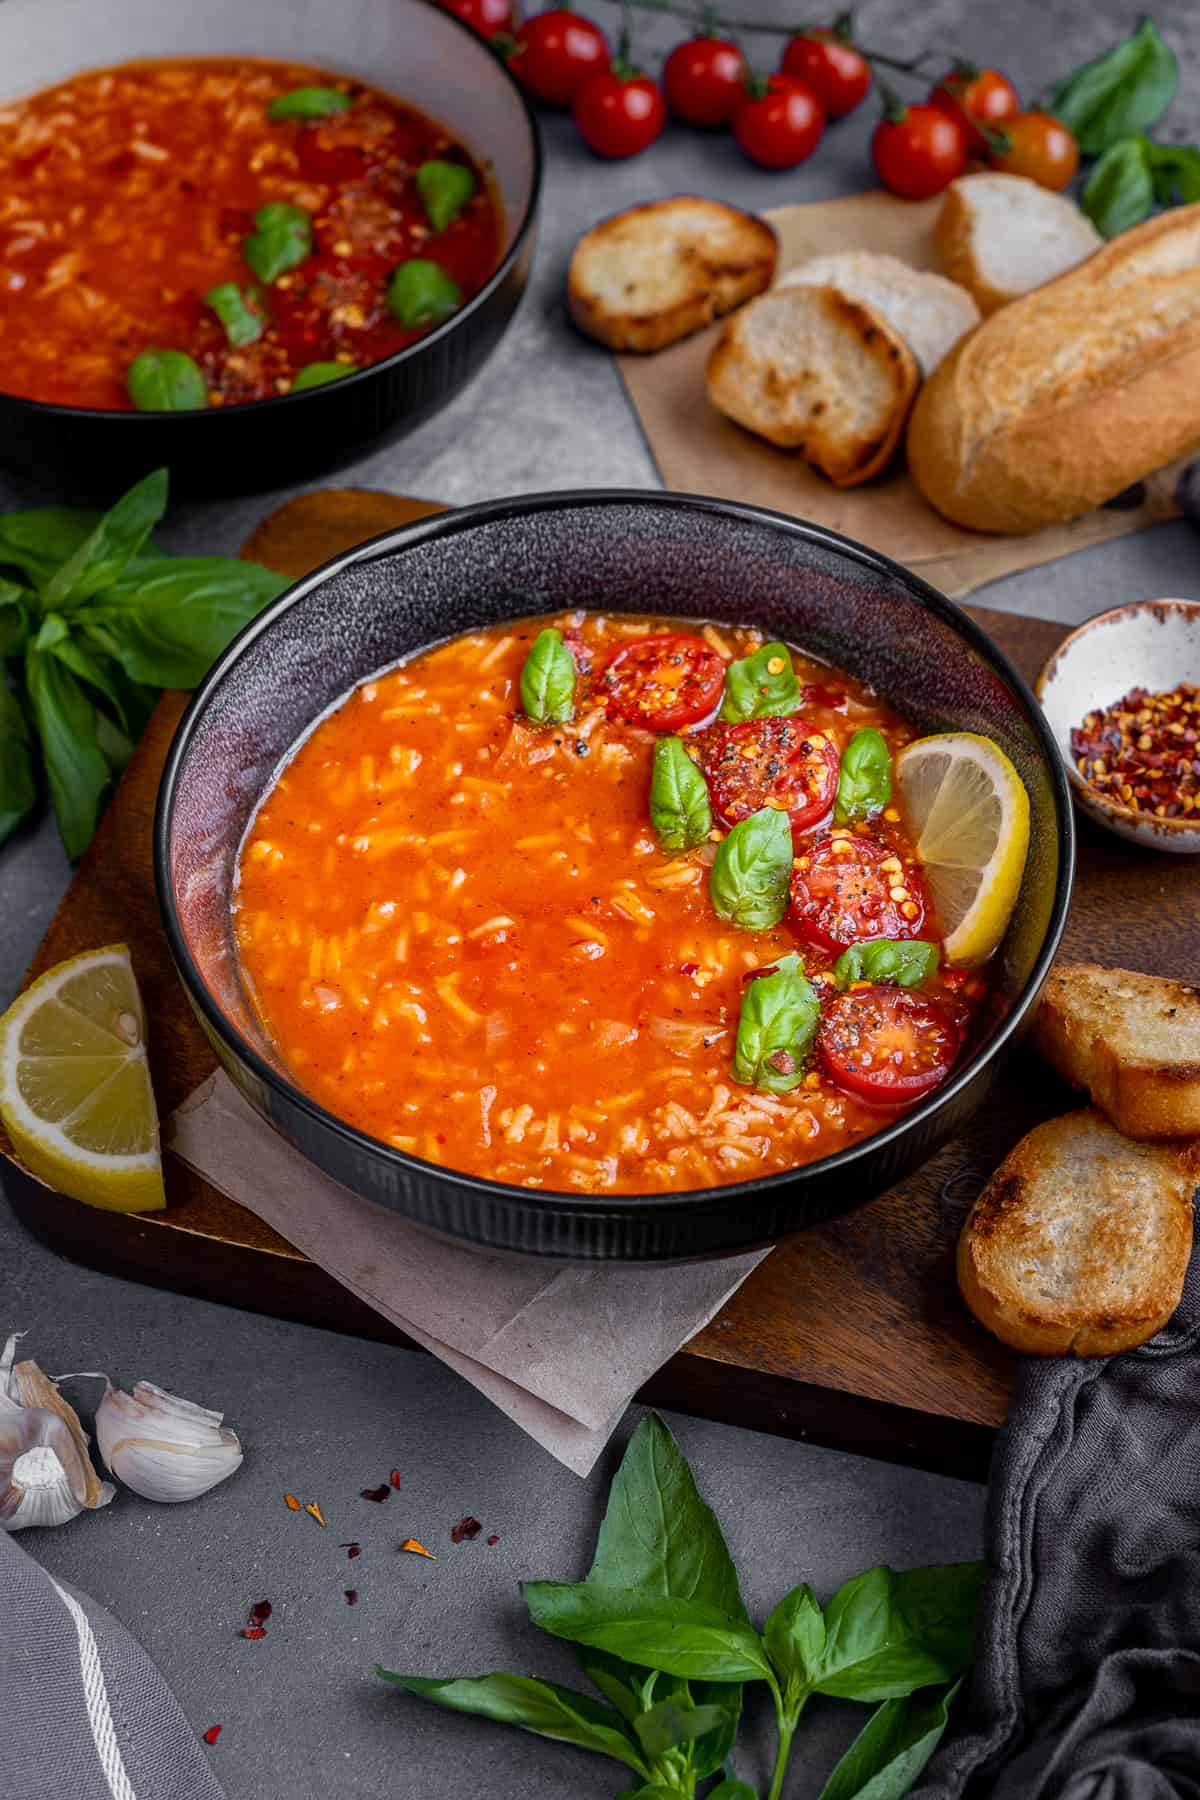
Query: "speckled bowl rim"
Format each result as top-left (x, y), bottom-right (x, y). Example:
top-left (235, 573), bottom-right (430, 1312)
top-left (0, 0), bottom-right (543, 425)
top-left (1035, 598), bottom-right (1200, 835)
top-left (155, 489), bottom-right (1076, 1221)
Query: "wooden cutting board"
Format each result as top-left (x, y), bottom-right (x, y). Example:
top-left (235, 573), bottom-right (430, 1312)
top-left (5, 488), bottom-right (1197, 1482)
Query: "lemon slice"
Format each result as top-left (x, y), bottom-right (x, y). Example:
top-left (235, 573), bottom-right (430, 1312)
top-left (0, 944), bottom-right (164, 1212)
top-left (895, 733), bottom-right (1030, 966)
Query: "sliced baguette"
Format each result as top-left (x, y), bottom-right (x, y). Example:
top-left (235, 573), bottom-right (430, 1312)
top-left (706, 284), bottom-right (920, 487)
top-left (777, 250), bottom-right (980, 372)
top-left (934, 173), bottom-right (1102, 314)
top-left (958, 1110), bottom-right (1195, 1356)
top-left (907, 202), bottom-right (1200, 534)
top-left (568, 197), bottom-right (778, 353)
top-left (1033, 963), bottom-right (1200, 1140)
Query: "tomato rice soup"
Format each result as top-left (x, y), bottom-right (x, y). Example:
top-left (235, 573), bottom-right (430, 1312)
top-left (0, 59), bottom-right (500, 411)
top-left (235, 614), bottom-right (982, 1194)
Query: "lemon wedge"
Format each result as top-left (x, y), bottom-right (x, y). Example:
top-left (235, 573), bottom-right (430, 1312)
top-left (0, 944), bottom-right (165, 1212)
top-left (894, 733), bottom-right (1030, 966)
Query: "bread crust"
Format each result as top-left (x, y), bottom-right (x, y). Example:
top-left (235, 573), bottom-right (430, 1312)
top-left (567, 197), bottom-right (778, 353)
top-left (907, 203), bottom-right (1200, 533)
top-left (1032, 963), bottom-right (1200, 1140)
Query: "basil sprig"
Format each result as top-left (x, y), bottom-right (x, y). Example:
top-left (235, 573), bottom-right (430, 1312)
top-left (267, 85), bottom-right (352, 121)
top-left (1049, 16), bottom-right (1177, 155)
top-left (835, 727), bottom-right (892, 825)
top-left (833, 939), bottom-right (940, 990)
top-left (1082, 133), bottom-right (1200, 236)
top-left (382, 1413), bottom-right (982, 1799)
top-left (244, 202), bottom-right (312, 284)
top-left (519, 627), bottom-right (575, 726)
top-left (416, 159), bottom-right (477, 233)
top-left (710, 806), bottom-right (793, 931)
top-left (720, 641), bottom-right (802, 723)
top-left (386, 258), bottom-right (462, 327)
top-left (733, 953), bottom-right (819, 1093)
top-left (0, 469), bottom-right (288, 859)
top-left (291, 360), bottom-right (357, 391)
top-left (204, 282), bottom-right (265, 348)
top-left (650, 736), bottom-right (711, 854)
top-left (126, 349), bottom-right (206, 412)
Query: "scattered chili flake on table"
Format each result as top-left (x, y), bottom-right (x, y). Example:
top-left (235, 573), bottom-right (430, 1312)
top-left (345, 1588), bottom-right (359, 1606)
top-left (451, 1516), bottom-right (483, 1543)
top-left (305, 1501), bottom-right (328, 1527)
top-left (487, 1535), bottom-right (500, 1546)
top-left (283, 1493), bottom-right (302, 1511)
top-left (389, 1468), bottom-right (402, 1489)
top-left (248, 1600), bottom-right (273, 1625)
top-left (400, 1537), bottom-right (437, 1559)
top-left (361, 1484), bottom-right (390, 1503)
top-left (1071, 683), bottom-right (1200, 818)
top-left (202, 1725), bottom-right (222, 1746)
top-left (239, 1626), bottom-right (267, 1641)
top-left (340, 1542), bottom-right (362, 1560)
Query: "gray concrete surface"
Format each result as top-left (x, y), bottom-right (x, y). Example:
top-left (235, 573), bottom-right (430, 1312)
top-left (2, 1), bottom-right (1198, 1795)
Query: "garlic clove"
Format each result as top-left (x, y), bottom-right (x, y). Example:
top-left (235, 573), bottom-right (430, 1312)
top-left (95, 1379), bottom-right (242, 1503)
top-left (1, 1333), bottom-right (114, 1531)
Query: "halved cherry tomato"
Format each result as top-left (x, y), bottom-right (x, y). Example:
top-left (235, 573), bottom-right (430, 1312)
top-left (988, 109), bottom-right (1078, 190)
top-left (818, 986), bottom-right (959, 1105)
top-left (871, 101), bottom-right (967, 199)
top-left (790, 835), bottom-right (925, 954)
top-left (509, 9), bottom-right (609, 108)
top-left (734, 74), bottom-right (825, 170)
top-left (930, 65), bottom-right (1019, 155)
top-left (781, 29), bottom-right (871, 120)
top-left (574, 68), bottom-right (666, 158)
top-left (438, 0), bottom-right (512, 38)
top-left (704, 717), bottom-right (839, 831)
top-left (598, 633), bottom-right (725, 732)
top-left (663, 35), bottom-right (746, 127)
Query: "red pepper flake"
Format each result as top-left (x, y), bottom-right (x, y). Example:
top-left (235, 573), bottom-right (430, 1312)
top-left (345, 1588), bottom-right (359, 1606)
top-left (400, 1537), bottom-right (437, 1559)
top-left (1071, 682), bottom-right (1200, 819)
top-left (202, 1725), bottom-right (222, 1746)
top-left (339, 1542), bottom-right (362, 1560)
top-left (283, 1493), bottom-right (301, 1511)
top-left (487, 1535), bottom-right (500, 1546)
top-left (305, 1501), bottom-right (327, 1527)
top-left (239, 1626), bottom-right (267, 1641)
top-left (361, 1485), bottom-right (390, 1503)
top-left (248, 1600), bottom-right (273, 1626)
top-left (389, 1467), bottom-right (402, 1489)
top-left (678, 961), bottom-right (699, 977)
top-left (451, 1516), bottom-right (483, 1543)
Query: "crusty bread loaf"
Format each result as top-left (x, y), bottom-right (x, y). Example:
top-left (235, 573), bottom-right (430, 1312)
top-left (706, 284), bottom-right (920, 487)
top-left (1033, 963), bottom-right (1200, 1140)
top-left (957, 1110), bottom-right (1195, 1356)
top-left (933, 173), bottom-right (1102, 314)
top-left (907, 203), bottom-right (1200, 534)
top-left (778, 250), bottom-right (979, 372)
top-left (567, 197), bottom-right (778, 353)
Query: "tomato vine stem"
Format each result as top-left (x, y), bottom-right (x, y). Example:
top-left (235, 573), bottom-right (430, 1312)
top-left (574, 0), bottom-right (958, 76)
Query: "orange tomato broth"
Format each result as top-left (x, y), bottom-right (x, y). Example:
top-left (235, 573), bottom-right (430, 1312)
top-left (234, 613), bottom-right (979, 1194)
top-left (0, 59), bottom-right (500, 410)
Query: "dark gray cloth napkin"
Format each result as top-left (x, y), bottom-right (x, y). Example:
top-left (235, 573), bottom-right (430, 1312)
top-left (914, 1254), bottom-right (1200, 1800)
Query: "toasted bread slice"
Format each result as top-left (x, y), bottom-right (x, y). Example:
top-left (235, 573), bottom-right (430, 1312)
top-left (567, 197), bottom-right (778, 353)
top-left (958, 1110), bottom-right (1195, 1357)
top-left (777, 250), bottom-right (979, 373)
top-left (705, 284), bottom-right (919, 487)
top-left (1033, 963), bottom-right (1200, 1141)
top-left (934, 173), bottom-right (1102, 314)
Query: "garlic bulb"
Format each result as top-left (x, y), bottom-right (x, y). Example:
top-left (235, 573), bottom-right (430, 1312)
top-left (0, 1334), bottom-right (114, 1531)
top-left (95, 1380), bottom-right (242, 1502)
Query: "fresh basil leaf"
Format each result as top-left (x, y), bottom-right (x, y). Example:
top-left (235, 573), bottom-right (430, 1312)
top-left (1150, 141), bottom-right (1200, 203)
top-left (0, 681), bottom-right (36, 847)
top-left (205, 282), bottom-right (265, 348)
top-left (817, 1678), bottom-right (962, 1800)
top-left (688, 1682), bottom-right (742, 1779)
top-left (710, 806), bottom-right (792, 932)
top-left (25, 647), bottom-right (112, 860)
top-left (31, 612), bottom-right (68, 650)
top-left (0, 508), bottom-right (103, 581)
top-left (720, 642), bottom-right (801, 723)
top-left (632, 1696), bottom-right (731, 1758)
top-left (92, 558), bottom-right (289, 690)
top-left (708, 1782), bottom-right (758, 1800)
top-left (733, 953), bottom-right (819, 1094)
top-left (833, 940), bottom-right (940, 991)
top-left (1082, 135), bottom-right (1156, 237)
top-left (615, 1788), bottom-right (684, 1799)
top-left (524, 1584), bottom-right (774, 1685)
top-left (41, 469), bottom-right (169, 612)
top-left (578, 1649), bottom-right (653, 1722)
top-left (291, 360), bottom-right (357, 390)
top-left (127, 349), bottom-right (207, 412)
top-left (46, 632), bottom-right (129, 729)
top-left (763, 1582), bottom-right (826, 1698)
top-left (244, 201), bottom-right (312, 284)
top-left (387, 257), bottom-right (462, 327)
top-left (649, 736), bottom-right (712, 855)
top-left (377, 1672), bottom-right (649, 1776)
top-left (812, 1564), bottom-right (983, 1703)
top-left (1049, 17), bottom-right (1178, 155)
top-left (417, 158), bottom-right (477, 233)
top-left (519, 627), bottom-right (575, 725)
top-left (267, 85), bottom-right (352, 120)
top-left (0, 585), bottom-right (31, 658)
top-left (835, 727), bottom-right (892, 825)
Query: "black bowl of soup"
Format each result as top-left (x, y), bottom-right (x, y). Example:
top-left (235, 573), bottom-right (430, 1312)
top-left (0, 0), bottom-right (540, 498)
top-left (156, 491), bottom-right (1075, 1262)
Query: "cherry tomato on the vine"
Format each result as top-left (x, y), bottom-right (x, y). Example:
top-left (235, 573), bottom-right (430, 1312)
top-left (437, 0), bottom-right (512, 39)
top-left (781, 28), bottom-right (871, 120)
top-left (663, 35), bottom-right (747, 128)
top-left (929, 64), bottom-right (1019, 155)
top-left (988, 108), bottom-right (1079, 190)
top-left (509, 9), bottom-right (610, 108)
top-left (872, 101), bottom-right (967, 200)
top-left (733, 75), bottom-right (825, 171)
top-left (574, 66), bottom-right (666, 158)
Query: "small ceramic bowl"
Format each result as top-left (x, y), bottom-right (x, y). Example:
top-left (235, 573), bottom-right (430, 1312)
top-left (1036, 599), bottom-right (1200, 853)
